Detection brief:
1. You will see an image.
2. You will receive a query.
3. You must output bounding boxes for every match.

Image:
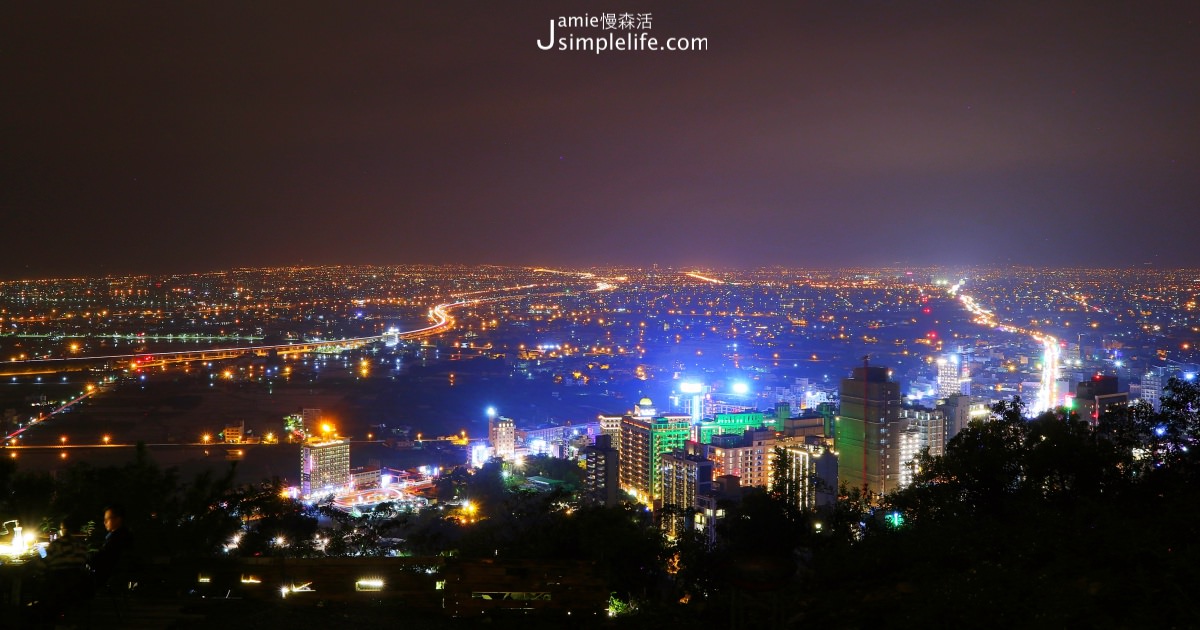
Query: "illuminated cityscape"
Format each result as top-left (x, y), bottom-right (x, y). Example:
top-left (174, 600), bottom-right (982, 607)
top-left (3, 1), bottom-right (1199, 627)
top-left (0, 263), bottom-right (1198, 625)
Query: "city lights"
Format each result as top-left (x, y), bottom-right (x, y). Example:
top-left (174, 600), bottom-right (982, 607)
top-left (355, 578), bottom-right (385, 592)
top-left (0, 0), bottom-right (1196, 620)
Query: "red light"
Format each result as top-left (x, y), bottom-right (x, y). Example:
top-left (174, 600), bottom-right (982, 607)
top-left (927, 331), bottom-right (937, 339)
top-left (922, 307), bottom-right (932, 315)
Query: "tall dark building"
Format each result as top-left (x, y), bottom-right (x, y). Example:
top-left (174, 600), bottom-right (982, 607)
top-left (938, 393), bottom-right (974, 444)
top-left (835, 362), bottom-right (902, 498)
top-left (1075, 374), bottom-right (1127, 423)
top-left (582, 434), bottom-right (620, 507)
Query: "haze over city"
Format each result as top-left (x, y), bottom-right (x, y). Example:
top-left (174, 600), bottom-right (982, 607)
top-left (4, 1), bottom-right (1199, 278)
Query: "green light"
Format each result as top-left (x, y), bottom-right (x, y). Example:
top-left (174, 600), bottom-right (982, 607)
top-left (885, 511), bottom-right (905, 528)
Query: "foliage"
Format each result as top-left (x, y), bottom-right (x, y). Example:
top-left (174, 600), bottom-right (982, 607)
top-left (4, 388), bottom-right (1197, 626)
top-left (518, 453), bottom-right (584, 489)
top-left (797, 395), bottom-right (1200, 627)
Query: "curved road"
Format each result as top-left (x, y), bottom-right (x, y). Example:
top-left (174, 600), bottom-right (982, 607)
top-left (2, 278), bottom-right (618, 441)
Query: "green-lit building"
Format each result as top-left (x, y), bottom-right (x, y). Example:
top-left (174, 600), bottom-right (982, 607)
top-left (620, 409), bottom-right (692, 505)
top-left (695, 411), bottom-right (767, 445)
top-left (835, 364), bottom-right (902, 498)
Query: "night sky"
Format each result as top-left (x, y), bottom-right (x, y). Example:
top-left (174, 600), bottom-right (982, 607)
top-left (4, 1), bottom-right (1198, 277)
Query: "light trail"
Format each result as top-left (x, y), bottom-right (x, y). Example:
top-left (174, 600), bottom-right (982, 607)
top-left (955, 286), bottom-right (1060, 415)
top-left (0, 281), bottom-right (584, 374)
top-left (531, 267), bottom-right (596, 279)
top-left (0, 279), bottom-right (609, 439)
top-left (0, 275), bottom-right (622, 444)
top-left (685, 271), bottom-right (728, 285)
top-left (4, 387), bottom-right (100, 442)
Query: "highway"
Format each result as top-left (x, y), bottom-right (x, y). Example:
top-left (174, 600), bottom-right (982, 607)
top-left (953, 283), bottom-right (1060, 415)
top-left (0, 280), bottom-right (611, 376)
top-left (0, 278), bottom-right (621, 442)
top-left (2, 386), bottom-right (104, 442)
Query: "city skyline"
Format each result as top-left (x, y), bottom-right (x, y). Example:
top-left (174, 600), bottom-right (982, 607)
top-left (2, 260), bottom-right (1198, 625)
top-left (4, 1), bottom-right (1199, 277)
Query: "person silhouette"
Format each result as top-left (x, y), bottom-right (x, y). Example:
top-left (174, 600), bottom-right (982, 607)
top-left (89, 504), bottom-right (133, 586)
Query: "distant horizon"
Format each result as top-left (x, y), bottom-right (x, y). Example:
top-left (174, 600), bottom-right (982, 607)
top-left (3, 260), bottom-right (1198, 283)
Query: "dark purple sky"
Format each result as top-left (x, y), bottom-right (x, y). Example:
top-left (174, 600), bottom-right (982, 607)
top-left (4, 1), bottom-right (1198, 277)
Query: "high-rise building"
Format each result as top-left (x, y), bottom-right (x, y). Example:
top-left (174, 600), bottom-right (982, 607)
top-left (938, 393), bottom-right (973, 444)
top-left (895, 409), bottom-right (945, 489)
top-left (582, 434), bottom-right (620, 507)
top-left (598, 414), bottom-right (623, 448)
top-left (772, 436), bottom-right (838, 510)
top-left (660, 451), bottom-right (714, 537)
top-left (619, 410), bottom-right (691, 505)
top-left (694, 412), bottom-right (766, 445)
top-left (702, 429), bottom-right (776, 488)
top-left (1075, 374), bottom-right (1128, 423)
top-left (1139, 369), bottom-right (1162, 411)
top-left (1140, 364), bottom-right (1200, 411)
top-left (300, 438), bottom-right (350, 497)
top-left (694, 475), bottom-right (742, 546)
top-left (677, 381), bottom-right (707, 424)
top-left (489, 415), bottom-right (516, 461)
top-left (835, 362), bottom-right (902, 498)
top-left (778, 410), bottom-right (827, 439)
top-left (937, 354), bottom-right (962, 398)
top-left (899, 408), bottom-right (945, 458)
